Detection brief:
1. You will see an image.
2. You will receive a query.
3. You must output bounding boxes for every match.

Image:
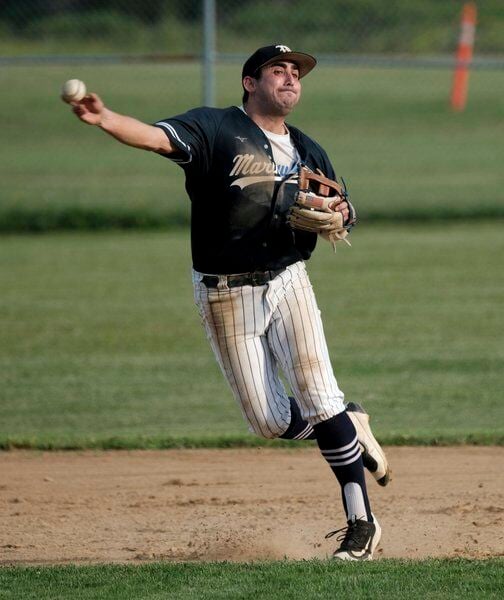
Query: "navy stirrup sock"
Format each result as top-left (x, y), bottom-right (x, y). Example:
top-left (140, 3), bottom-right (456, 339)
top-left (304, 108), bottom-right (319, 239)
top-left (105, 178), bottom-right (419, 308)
top-left (313, 411), bottom-right (372, 522)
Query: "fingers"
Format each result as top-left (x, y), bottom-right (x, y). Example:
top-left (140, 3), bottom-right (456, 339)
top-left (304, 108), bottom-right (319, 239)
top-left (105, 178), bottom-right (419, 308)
top-left (70, 92), bottom-right (100, 109)
top-left (333, 200), bottom-right (349, 222)
top-left (68, 91), bottom-right (105, 124)
top-left (71, 101), bottom-right (89, 114)
top-left (71, 103), bottom-right (100, 125)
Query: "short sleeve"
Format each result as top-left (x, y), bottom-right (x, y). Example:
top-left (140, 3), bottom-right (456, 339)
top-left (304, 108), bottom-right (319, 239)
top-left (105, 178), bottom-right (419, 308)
top-left (153, 107), bottom-right (220, 174)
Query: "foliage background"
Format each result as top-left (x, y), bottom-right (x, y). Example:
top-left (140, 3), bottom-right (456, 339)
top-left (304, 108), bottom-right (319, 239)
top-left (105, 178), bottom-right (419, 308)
top-left (1, 0), bottom-right (503, 56)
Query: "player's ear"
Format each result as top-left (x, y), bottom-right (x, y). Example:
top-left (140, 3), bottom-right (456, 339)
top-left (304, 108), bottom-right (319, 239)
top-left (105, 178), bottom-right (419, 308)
top-left (242, 76), bottom-right (257, 94)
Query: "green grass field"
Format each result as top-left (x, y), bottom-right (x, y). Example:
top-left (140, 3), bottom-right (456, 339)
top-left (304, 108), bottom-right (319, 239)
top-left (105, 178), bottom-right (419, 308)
top-left (0, 63), bottom-right (503, 231)
top-left (1, 223), bottom-right (503, 448)
top-left (1, 559), bottom-right (503, 600)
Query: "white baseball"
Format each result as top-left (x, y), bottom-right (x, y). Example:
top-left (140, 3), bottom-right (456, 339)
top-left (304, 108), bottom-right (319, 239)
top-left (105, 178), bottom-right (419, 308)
top-left (61, 79), bottom-right (87, 103)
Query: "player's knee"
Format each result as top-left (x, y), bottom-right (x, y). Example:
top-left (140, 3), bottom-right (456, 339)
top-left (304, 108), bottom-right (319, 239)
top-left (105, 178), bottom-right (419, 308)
top-left (247, 420), bottom-right (284, 440)
top-left (297, 398), bottom-right (346, 426)
top-left (238, 394), bottom-right (289, 439)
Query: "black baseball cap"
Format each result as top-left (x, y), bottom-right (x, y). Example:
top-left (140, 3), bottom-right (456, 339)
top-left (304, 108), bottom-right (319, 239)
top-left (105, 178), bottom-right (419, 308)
top-left (242, 44), bottom-right (317, 79)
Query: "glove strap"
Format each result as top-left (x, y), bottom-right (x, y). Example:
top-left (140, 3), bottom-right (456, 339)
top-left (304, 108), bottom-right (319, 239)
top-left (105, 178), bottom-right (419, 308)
top-left (298, 165), bottom-right (346, 198)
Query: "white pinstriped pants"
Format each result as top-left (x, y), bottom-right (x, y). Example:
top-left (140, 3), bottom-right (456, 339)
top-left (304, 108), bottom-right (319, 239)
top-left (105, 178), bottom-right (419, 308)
top-left (192, 261), bottom-right (345, 439)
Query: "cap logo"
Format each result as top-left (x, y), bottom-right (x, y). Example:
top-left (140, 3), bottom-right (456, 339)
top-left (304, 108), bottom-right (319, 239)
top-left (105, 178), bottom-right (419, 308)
top-left (275, 45), bottom-right (291, 53)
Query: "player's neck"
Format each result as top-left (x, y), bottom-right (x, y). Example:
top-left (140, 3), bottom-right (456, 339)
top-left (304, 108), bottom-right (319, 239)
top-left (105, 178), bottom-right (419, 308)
top-left (242, 105), bottom-right (288, 135)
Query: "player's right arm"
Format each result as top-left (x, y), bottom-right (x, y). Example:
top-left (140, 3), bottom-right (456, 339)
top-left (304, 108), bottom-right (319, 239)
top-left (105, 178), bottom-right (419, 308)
top-left (71, 93), bottom-right (174, 155)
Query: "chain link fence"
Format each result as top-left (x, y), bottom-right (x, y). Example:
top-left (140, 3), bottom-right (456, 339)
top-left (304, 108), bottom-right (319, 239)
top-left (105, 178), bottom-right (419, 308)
top-left (1, 0), bottom-right (503, 60)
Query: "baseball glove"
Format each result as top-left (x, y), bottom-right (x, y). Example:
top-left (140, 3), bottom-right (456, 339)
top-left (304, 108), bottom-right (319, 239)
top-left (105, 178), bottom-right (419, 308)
top-left (287, 165), bottom-right (357, 249)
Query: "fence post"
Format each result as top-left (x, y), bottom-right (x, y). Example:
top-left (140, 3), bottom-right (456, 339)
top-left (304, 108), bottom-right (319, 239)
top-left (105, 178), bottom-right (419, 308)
top-left (203, 0), bottom-right (216, 107)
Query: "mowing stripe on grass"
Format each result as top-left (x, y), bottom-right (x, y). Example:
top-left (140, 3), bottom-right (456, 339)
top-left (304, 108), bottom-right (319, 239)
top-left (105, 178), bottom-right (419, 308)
top-left (0, 559), bottom-right (503, 600)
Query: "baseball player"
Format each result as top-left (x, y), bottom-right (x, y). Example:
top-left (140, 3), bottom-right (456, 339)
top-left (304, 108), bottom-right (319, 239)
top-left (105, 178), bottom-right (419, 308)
top-left (68, 44), bottom-right (389, 560)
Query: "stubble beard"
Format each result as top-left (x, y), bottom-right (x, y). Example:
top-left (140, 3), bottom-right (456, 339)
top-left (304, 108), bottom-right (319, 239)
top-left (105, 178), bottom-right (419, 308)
top-left (271, 92), bottom-right (299, 116)
top-left (251, 85), bottom-right (300, 118)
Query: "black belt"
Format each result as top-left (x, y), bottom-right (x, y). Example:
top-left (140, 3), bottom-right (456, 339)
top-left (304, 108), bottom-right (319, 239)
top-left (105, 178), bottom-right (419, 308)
top-left (201, 268), bottom-right (286, 289)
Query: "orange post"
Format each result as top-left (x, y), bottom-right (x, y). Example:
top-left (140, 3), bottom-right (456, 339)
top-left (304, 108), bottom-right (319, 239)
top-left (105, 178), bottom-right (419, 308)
top-left (451, 3), bottom-right (477, 112)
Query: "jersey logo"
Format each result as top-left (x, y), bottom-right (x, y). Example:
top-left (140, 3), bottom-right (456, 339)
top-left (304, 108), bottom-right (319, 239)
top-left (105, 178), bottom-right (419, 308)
top-left (276, 45), bottom-right (291, 53)
top-left (235, 136), bottom-right (247, 143)
top-left (231, 174), bottom-right (297, 190)
top-left (230, 154), bottom-right (275, 177)
top-left (229, 154), bottom-right (298, 189)
top-left (229, 153), bottom-right (275, 189)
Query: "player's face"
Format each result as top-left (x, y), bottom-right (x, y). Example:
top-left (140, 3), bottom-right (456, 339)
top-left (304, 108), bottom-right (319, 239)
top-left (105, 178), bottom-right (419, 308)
top-left (253, 61), bottom-right (301, 116)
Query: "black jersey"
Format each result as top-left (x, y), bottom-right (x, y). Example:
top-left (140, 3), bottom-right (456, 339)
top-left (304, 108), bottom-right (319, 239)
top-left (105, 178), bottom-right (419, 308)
top-left (155, 106), bottom-right (336, 274)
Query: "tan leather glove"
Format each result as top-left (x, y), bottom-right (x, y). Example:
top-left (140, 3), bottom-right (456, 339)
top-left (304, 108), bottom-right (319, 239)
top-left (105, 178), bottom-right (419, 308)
top-left (287, 165), bottom-right (357, 249)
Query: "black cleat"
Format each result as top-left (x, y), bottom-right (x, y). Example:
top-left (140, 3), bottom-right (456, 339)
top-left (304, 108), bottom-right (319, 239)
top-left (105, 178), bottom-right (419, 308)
top-left (327, 515), bottom-right (381, 561)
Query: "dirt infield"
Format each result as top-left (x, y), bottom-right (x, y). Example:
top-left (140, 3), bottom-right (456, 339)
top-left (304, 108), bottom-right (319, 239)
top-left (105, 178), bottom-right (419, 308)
top-left (1, 447), bottom-right (503, 564)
